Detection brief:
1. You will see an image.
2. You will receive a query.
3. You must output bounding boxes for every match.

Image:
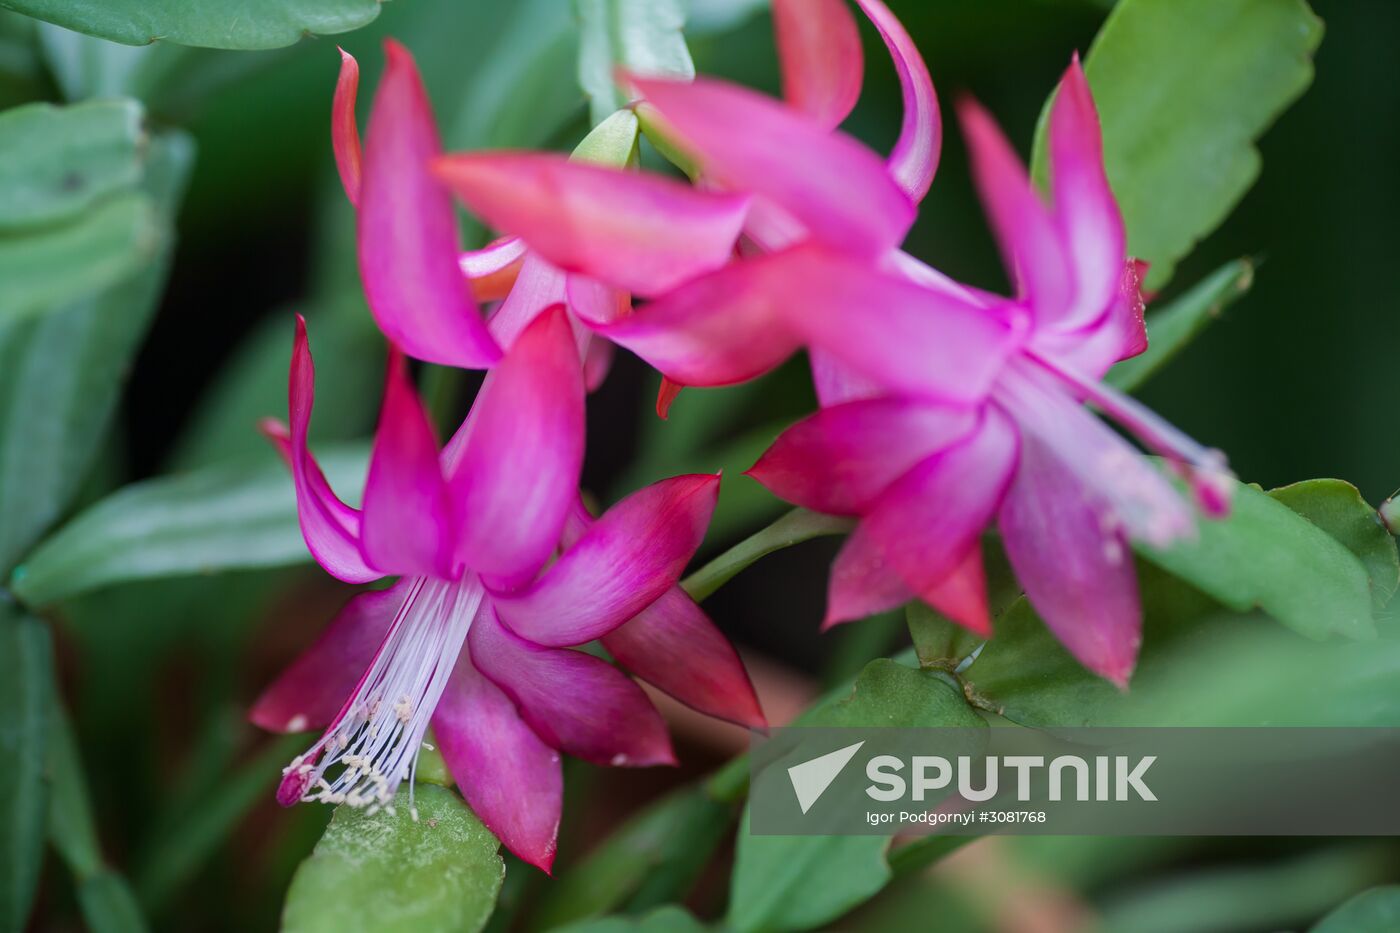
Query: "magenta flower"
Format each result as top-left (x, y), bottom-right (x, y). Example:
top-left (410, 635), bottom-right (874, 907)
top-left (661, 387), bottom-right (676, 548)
top-left (332, 41), bottom-right (749, 392)
top-left (251, 307), bottom-right (763, 871)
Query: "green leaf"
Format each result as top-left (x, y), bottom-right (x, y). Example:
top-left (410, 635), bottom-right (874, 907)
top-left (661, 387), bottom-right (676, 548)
top-left (74, 872), bottom-right (148, 933)
top-left (1312, 886), bottom-right (1400, 933)
top-left (570, 108), bottom-right (640, 167)
top-left (0, 0), bottom-right (382, 50)
top-left (282, 785), bottom-right (504, 933)
top-left (1031, 0), bottom-right (1323, 290)
top-left (727, 661), bottom-right (983, 933)
top-left (1106, 258), bottom-right (1254, 392)
top-left (551, 906), bottom-right (706, 933)
top-left (0, 129), bottom-right (190, 575)
top-left (576, 0), bottom-right (695, 126)
top-left (0, 98), bottom-right (143, 229)
top-left (1269, 479), bottom-right (1400, 611)
top-left (906, 539), bottom-right (1019, 671)
top-left (10, 444), bottom-right (367, 606)
top-left (0, 605), bottom-right (52, 933)
top-left (682, 508), bottom-right (853, 602)
top-left (1138, 474), bottom-right (1375, 640)
top-left (0, 190), bottom-right (161, 326)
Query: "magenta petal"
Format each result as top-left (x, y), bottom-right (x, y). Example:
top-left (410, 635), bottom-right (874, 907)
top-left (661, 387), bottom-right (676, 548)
top-left (862, 409), bottom-right (1018, 602)
top-left (749, 398), bottom-right (977, 515)
top-left (582, 334), bottom-right (614, 393)
top-left (767, 245), bottom-right (1019, 404)
top-left (566, 274), bottom-right (630, 328)
top-left (957, 96), bottom-right (1072, 313)
top-left (360, 348), bottom-right (455, 578)
top-left (493, 475), bottom-right (720, 647)
top-left (470, 609), bottom-right (675, 768)
top-left (999, 434), bottom-right (1141, 686)
top-left (450, 306), bottom-right (585, 587)
top-left (604, 587), bottom-right (765, 729)
top-left (854, 0), bottom-right (940, 202)
top-left (1037, 258), bottom-right (1148, 378)
top-left (594, 251), bottom-right (803, 387)
top-left (333, 48), bottom-right (362, 206)
top-left (1046, 55), bottom-right (1125, 332)
top-left (825, 529), bottom-right (915, 626)
top-left (631, 75), bottom-right (914, 256)
top-left (433, 651), bottom-right (562, 872)
top-left (268, 317), bottom-right (377, 584)
top-left (809, 350), bottom-right (885, 406)
top-left (773, 0), bottom-right (863, 129)
top-left (250, 583), bottom-right (407, 733)
top-left (434, 152), bottom-right (748, 296)
top-left (487, 252), bottom-right (567, 350)
top-left (358, 40), bottom-right (500, 369)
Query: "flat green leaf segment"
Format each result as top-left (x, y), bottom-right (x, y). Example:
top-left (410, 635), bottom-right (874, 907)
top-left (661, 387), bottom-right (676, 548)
top-left (1312, 886), bottom-right (1400, 933)
top-left (1031, 0), bottom-right (1322, 290)
top-left (10, 444), bottom-right (367, 605)
top-left (728, 662), bottom-right (983, 933)
top-left (0, 0), bottom-right (381, 49)
top-left (282, 785), bottom-right (504, 933)
top-left (576, 0), bottom-right (694, 126)
top-left (0, 606), bottom-right (52, 933)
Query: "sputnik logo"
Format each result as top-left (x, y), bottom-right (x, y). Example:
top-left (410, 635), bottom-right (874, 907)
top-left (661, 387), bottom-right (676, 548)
top-left (787, 741), bottom-right (865, 814)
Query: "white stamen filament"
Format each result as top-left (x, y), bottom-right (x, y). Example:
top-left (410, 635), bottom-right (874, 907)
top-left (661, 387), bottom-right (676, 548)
top-left (282, 574), bottom-right (484, 812)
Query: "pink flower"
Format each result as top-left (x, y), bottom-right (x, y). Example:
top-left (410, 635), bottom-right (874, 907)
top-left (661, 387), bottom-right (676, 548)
top-left (333, 41), bottom-right (750, 393)
top-left (251, 307), bottom-right (763, 871)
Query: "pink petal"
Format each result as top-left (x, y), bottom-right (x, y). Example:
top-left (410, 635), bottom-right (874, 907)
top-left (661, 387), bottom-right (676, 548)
top-left (809, 350), bottom-right (885, 406)
top-left (433, 152), bottom-right (748, 296)
top-left (460, 235), bottom-right (527, 303)
top-left (855, 0), bottom-right (940, 202)
top-left (773, 0), bottom-right (863, 130)
top-left (360, 347), bottom-right (454, 578)
top-left (593, 250), bottom-right (804, 387)
top-left (264, 317), bottom-right (377, 584)
top-left (566, 274), bottom-right (630, 328)
top-left (493, 475), bottom-right (720, 647)
top-left (858, 409), bottom-right (1018, 612)
top-left (359, 40), bottom-right (500, 369)
top-left (767, 244), bottom-right (1021, 404)
top-left (487, 252), bottom-right (567, 350)
top-left (582, 333), bottom-right (615, 393)
top-left (433, 651), bottom-right (562, 872)
top-left (1035, 258), bottom-right (1148, 378)
top-left (630, 75), bottom-right (914, 256)
top-left (332, 48), bottom-right (361, 206)
top-left (470, 609), bottom-right (675, 767)
top-left (998, 433), bottom-right (1141, 686)
top-left (1045, 55), bottom-right (1125, 333)
top-left (250, 583), bottom-right (407, 733)
top-left (825, 529), bottom-right (915, 626)
top-left (604, 587), bottom-right (766, 729)
top-left (449, 306), bottom-right (585, 588)
top-left (957, 96), bottom-right (1072, 313)
top-left (916, 546), bottom-right (992, 637)
top-left (748, 398), bottom-right (977, 515)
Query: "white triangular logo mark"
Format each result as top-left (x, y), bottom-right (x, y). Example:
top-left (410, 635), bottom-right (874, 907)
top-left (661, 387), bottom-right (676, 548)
top-left (787, 741), bottom-right (865, 814)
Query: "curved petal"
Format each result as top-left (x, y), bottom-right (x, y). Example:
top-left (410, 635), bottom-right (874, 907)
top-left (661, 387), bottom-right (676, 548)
top-left (266, 317), bottom-right (377, 584)
top-left (487, 252), bottom-right (567, 350)
top-left (767, 244), bottom-right (1021, 404)
top-left (593, 251), bottom-right (804, 387)
top-left (859, 409), bottom-right (1018, 615)
top-left (582, 333), bottom-right (615, 393)
top-left (630, 75), bottom-right (914, 256)
top-left (493, 474), bottom-right (720, 647)
top-left (359, 40), bottom-right (500, 369)
top-left (250, 583), bottom-right (408, 733)
top-left (332, 48), bottom-right (362, 206)
top-left (1047, 55), bottom-right (1125, 332)
top-left (855, 0), bottom-right (940, 201)
top-left (1035, 258), bottom-right (1147, 378)
top-left (433, 650), bottom-right (562, 872)
top-left (460, 235), bottom-right (527, 303)
top-left (566, 274), bottom-right (630, 328)
top-left (360, 348), bottom-right (455, 578)
top-left (999, 433), bottom-right (1140, 686)
top-left (957, 96), bottom-right (1071, 313)
top-left (604, 587), bottom-right (765, 729)
top-left (434, 152), bottom-right (748, 296)
top-left (773, 0), bottom-right (863, 129)
top-left (450, 306), bottom-right (585, 587)
top-left (470, 609), bottom-right (674, 767)
top-left (749, 398), bottom-right (977, 515)
top-left (827, 533), bottom-right (990, 635)
top-left (809, 350), bottom-right (885, 406)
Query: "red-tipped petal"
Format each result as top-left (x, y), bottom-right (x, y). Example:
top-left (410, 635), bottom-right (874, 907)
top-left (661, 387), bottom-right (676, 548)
top-left (493, 475), bottom-right (720, 647)
top-left (773, 0), bottom-right (863, 129)
top-left (434, 653), bottom-right (562, 872)
top-left (359, 40), bottom-right (500, 368)
top-left (333, 48), bottom-right (362, 205)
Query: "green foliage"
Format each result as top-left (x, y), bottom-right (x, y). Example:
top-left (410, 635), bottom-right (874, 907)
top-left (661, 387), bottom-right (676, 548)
top-left (1270, 478), bottom-right (1400, 611)
top-left (281, 785), bottom-right (505, 933)
top-left (1031, 0), bottom-right (1323, 290)
top-left (0, 0), bottom-right (382, 50)
top-left (576, 0), bottom-right (694, 126)
top-left (1312, 885), bottom-right (1400, 933)
top-left (552, 906), bottom-right (707, 933)
top-left (0, 606), bottom-right (51, 933)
